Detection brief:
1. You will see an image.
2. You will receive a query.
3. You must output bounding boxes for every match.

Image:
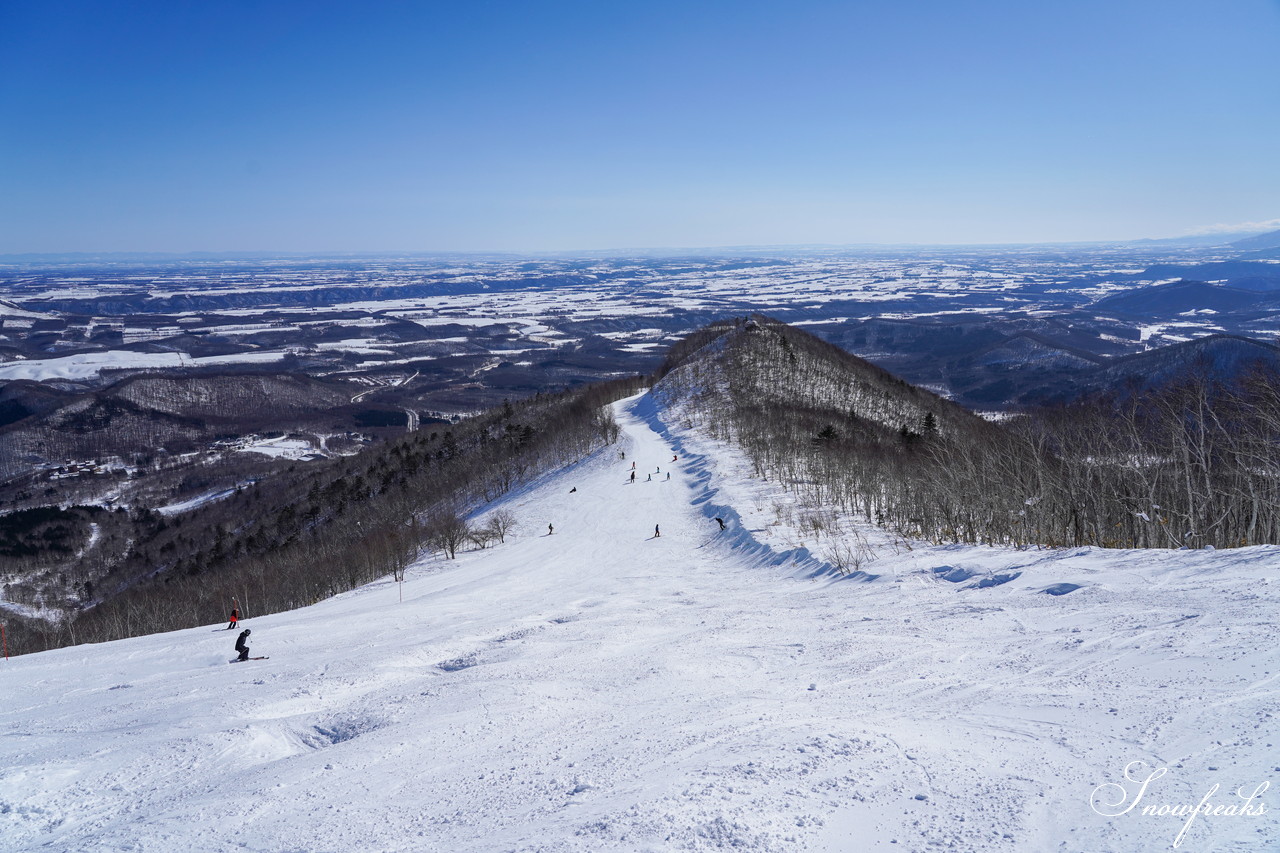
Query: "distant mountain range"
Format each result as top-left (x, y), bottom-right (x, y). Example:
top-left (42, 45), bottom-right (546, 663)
top-left (1131, 231), bottom-right (1262, 247)
top-left (1025, 334), bottom-right (1280, 406)
top-left (1230, 228), bottom-right (1280, 251)
top-left (1088, 333), bottom-right (1280, 387)
top-left (1090, 280), bottom-right (1271, 317)
top-left (1132, 260), bottom-right (1280, 291)
top-left (5, 224), bottom-right (1279, 262)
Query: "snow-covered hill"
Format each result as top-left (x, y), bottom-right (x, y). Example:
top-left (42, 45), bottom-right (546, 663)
top-left (3, 393), bottom-right (1276, 852)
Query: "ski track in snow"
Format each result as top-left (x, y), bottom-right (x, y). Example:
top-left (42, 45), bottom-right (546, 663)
top-left (2, 393), bottom-right (1278, 852)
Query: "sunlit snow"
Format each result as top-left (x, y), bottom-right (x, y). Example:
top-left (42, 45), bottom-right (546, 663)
top-left (1, 394), bottom-right (1274, 851)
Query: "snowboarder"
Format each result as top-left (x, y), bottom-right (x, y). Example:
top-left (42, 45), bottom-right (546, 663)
top-left (655, 466), bottom-right (660, 473)
top-left (226, 599), bottom-right (240, 630)
top-left (715, 517), bottom-right (726, 531)
top-left (654, 524), bottom-right (660, 538)
top-left (671, 455), bottom-right (677, 462)
top-left (234, 628), bottom-right (252, 662)
top-left (548, 523), bottom-right (554, 535)
top-left (569, 487), bottom-right (577, 493)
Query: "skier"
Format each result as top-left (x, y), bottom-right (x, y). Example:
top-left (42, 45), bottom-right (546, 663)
top-left (630, 471), bottom-right (636, 483)
top-left (671, 455), bottom-right (677, 462)
top-left (548, 523), bottom-right (554, 535)
top-left (234, 628), bottom-right (252, 662)
top-left (226, 598), bottom-right (240, 630)
top-left (715, 517), bottom-right (726, 531)
top-left (569, 487), bottom-right (577, 493)
top-left (655, 466), bottom-right (660, 473)
top-left (666, 472), bottom-right (670, 481)
top-left (646, 474), bottom-right (651, 482)
top-left (631, 461), bottom-right (636, 470)
top-left (654, 524), bottom-right (660, 538)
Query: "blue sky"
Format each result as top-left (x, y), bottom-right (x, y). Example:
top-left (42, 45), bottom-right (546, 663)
top-left (2, 0), bottom-right (1278, 253)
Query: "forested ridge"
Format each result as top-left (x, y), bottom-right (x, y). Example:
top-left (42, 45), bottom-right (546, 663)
top-left (6, 376), bottom-right (643, 656)
top-left (9, 314), bottom-right (1280, 656)
top-left (656, 316), bottom-right (1280, 553)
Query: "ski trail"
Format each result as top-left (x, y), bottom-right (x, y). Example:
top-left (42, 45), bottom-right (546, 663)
top-left (0, 391), bottom-right (1276, 853)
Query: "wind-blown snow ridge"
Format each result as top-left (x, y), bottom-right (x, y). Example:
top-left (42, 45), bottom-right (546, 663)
top-left (1, 392), bottom-right (1276, 853)
top-left (631, 391), bottom-right (864, 583)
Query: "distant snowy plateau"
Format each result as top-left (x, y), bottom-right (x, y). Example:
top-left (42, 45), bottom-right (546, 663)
top-left (5, 248), bottom-right (1280, 413)
top-left (3, 393), bottom-right (1276, 852)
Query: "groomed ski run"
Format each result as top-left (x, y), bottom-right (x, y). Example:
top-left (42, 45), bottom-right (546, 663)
top-left (2, 393), bottom-right (1276, 852)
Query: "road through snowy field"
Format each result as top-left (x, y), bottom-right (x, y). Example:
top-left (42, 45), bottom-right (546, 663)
top-left (2, 393), bottom-right (1277, 852)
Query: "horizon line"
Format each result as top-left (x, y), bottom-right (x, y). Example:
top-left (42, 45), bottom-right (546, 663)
top-left (1, 230), bottom-right (1274, 263)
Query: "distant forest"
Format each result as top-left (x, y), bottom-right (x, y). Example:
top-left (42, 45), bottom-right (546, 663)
top-left (9, 314), bottom-right (1280, 656)
top-left (6, 376), bottom-right (643, 656)
top-left (657, 316), bottom-right (1280, 554)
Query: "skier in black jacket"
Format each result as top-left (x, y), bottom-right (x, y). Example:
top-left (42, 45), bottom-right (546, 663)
top-left (235, 629), bottom-right (251, 661)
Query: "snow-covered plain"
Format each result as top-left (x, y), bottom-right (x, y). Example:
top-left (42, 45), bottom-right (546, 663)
top-left (0, 349), bottom-right (292, 381)
top-left (2, 394), bottom-right (1276, 852)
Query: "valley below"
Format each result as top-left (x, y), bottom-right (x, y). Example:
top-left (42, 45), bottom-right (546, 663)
top-left (1, 394), bottom-right (1274, 852)
top-left (4, 243), bottom-right (1280, 644)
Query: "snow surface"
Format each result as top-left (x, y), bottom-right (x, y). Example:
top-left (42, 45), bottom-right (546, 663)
top-left (2, 394), bottom-right (1277, 852)
top-left (156, 482), bottom-right (256, 516)
top-left (0, 350), bottom-right (291, 381)
top-left (237, 436), bottom-right (319, 459)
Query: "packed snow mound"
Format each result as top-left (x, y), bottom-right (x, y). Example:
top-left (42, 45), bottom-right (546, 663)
top-left (1, 392), bottom-right (1276, 852)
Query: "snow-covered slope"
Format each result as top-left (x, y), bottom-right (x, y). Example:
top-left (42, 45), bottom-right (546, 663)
top-left (3, 393), bottom-right (1276, 852)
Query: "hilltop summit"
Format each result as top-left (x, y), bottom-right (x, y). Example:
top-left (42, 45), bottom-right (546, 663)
top-left (654, 315), bottom-right (984, 445)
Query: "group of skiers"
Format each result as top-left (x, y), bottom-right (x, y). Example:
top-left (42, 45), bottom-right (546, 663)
top-left (226, 452), bottom-right (730, 662)
top-left (627, 458), bottom-right (675, 484)
top-left (615, 454), bottom-right (727, 539)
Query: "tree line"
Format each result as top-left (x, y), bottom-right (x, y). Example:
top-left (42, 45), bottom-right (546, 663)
top-left (658, 315), bottom-right (1280, 553)
top-left (6, 376), bottom-right (642, 656)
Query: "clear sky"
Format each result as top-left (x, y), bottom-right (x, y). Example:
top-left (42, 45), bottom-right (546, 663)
top-left (2, 0), bottom-right (1278, 253)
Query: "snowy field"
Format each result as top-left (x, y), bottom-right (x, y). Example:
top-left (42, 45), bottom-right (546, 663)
top-left (1, 250), bottom-right (1257, 392)
top-left (0, 349), bottom-right (292, 382)
top-left (2, 393), bottom-right (1276, 852)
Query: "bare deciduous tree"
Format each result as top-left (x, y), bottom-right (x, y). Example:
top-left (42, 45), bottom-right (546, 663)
top-left (427, 513), bottom-right (471, 560)
top-left (486, 509), bottom-right (517, 543)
